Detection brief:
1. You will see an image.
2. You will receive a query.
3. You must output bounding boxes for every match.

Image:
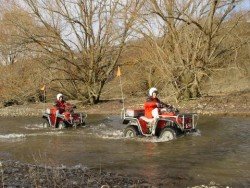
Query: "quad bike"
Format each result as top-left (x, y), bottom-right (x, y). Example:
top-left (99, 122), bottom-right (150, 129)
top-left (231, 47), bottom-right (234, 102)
top-left (42, 103), bottom-right (87, 129)
top-left (122, 108), bottom-right (198, 140)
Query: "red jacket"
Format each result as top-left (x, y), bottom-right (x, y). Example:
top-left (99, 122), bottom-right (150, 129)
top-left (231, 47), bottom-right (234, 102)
top-left (55, 100), bottom-right (66, 114)
top-left (144, 97), bottom-right (160, 118)
top-left (144, 97), bottom-right (175, 118)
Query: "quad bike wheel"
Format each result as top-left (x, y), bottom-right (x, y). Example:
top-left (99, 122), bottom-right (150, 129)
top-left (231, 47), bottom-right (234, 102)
top-left (124, 126), bottom-right (139, 138)
top-left (159, 127), bottom-right (176, 141)
top-left (42, 118), bottom-right (50, 128)
top-left (80, 122), bottom-right (86, 127)
top-left (58, 122), bottom-right (66, 129)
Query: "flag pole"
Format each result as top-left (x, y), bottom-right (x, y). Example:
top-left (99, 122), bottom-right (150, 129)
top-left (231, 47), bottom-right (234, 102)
top-left (119, 74), bottom-right (125, 110)
top-left (117, 66), bottom-right (125, 116)
top-left (43, 88), bottom-right (46, 112)
top-left (41, 85), bottom-right (46, 113)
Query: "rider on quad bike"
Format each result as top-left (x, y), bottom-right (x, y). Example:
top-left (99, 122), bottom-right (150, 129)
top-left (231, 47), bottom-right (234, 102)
top-left (55, 93), bottom-right (73, 114)
top-left (144, 87), bottom-right (178, 134)
top-left (122, 87), bottom-right (198, 139)
top-left (42, 93), bottom-right (86, 129)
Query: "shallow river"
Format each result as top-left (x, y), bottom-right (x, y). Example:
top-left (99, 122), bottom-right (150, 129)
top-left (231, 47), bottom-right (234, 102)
top-left (0, 115), bottom-right (249, 187)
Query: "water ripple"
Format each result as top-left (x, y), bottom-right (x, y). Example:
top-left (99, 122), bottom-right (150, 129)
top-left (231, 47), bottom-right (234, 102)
top-left (0, 132), bottom-right (63, 142)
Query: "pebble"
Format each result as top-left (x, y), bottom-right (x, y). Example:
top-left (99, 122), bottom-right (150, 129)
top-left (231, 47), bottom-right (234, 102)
top-left (0, 160), bottom-right (152, 187)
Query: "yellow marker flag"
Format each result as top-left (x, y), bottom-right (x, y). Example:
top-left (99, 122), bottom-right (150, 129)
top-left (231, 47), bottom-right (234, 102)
top-left (40, 85), bottom-right (46, 91)
top-left (116, 66), bottom-right (121, 77)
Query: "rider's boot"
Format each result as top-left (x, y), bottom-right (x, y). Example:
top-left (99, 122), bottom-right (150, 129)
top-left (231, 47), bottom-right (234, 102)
top-left (148, 121), bottom-right (156, 135)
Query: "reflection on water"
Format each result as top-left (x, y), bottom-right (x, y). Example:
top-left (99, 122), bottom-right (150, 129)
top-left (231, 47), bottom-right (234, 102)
top-left (0, 115), bottom-right (249, 187)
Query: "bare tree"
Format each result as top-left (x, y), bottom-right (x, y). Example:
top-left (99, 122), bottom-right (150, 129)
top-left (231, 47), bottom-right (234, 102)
top-left (0, 3), bottom-right (29, 65)
top-left (140, 0), bottom-right (245, 100)
top-left (10, 0), bottom-right (144, 104)
top-left (0, 3), bottom-right (47, 104)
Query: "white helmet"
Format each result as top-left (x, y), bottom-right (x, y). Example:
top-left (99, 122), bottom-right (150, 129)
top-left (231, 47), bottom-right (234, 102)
top-left (149, 87), bottom-right (158, 96)
top-left (56, 93), bottom-right (63, 100)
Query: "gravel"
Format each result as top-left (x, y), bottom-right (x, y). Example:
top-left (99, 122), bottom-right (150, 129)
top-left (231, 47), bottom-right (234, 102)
top-left (0, 160), bottom-right (151, 188)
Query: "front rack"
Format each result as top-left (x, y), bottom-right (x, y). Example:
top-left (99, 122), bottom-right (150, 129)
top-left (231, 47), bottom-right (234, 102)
top-left (160, 113), bottom-right (199, 130)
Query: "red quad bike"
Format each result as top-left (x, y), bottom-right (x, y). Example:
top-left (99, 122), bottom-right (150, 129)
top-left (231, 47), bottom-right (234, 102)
top-left (122, 108), bottom-right (198, 140)
top-left (42, 103), bottom-right (87, 129)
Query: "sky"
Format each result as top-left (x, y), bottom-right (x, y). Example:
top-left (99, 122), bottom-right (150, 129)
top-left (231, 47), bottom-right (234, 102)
top-left (239, 0), bottom-right (250, 10)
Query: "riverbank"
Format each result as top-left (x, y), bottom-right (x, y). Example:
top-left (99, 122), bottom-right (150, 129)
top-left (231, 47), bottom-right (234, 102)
top-left (0, 160), bottom-right (229, 188)
top-left (82, 90), bottom-right (250, 116)
top-left (0, 160), bottom-right (150, 187)
top-left (0, 90), bottom-right (249, 117)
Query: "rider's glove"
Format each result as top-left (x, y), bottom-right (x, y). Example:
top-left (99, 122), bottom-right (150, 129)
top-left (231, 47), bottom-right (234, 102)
top-left (170, 106), bottom-right (179, 113)
top-left (157, 103), bottom-right (165, 108)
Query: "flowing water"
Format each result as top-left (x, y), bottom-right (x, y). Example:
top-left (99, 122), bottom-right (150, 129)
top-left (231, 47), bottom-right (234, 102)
top-left (0, 115), bottom-right (249, 187)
